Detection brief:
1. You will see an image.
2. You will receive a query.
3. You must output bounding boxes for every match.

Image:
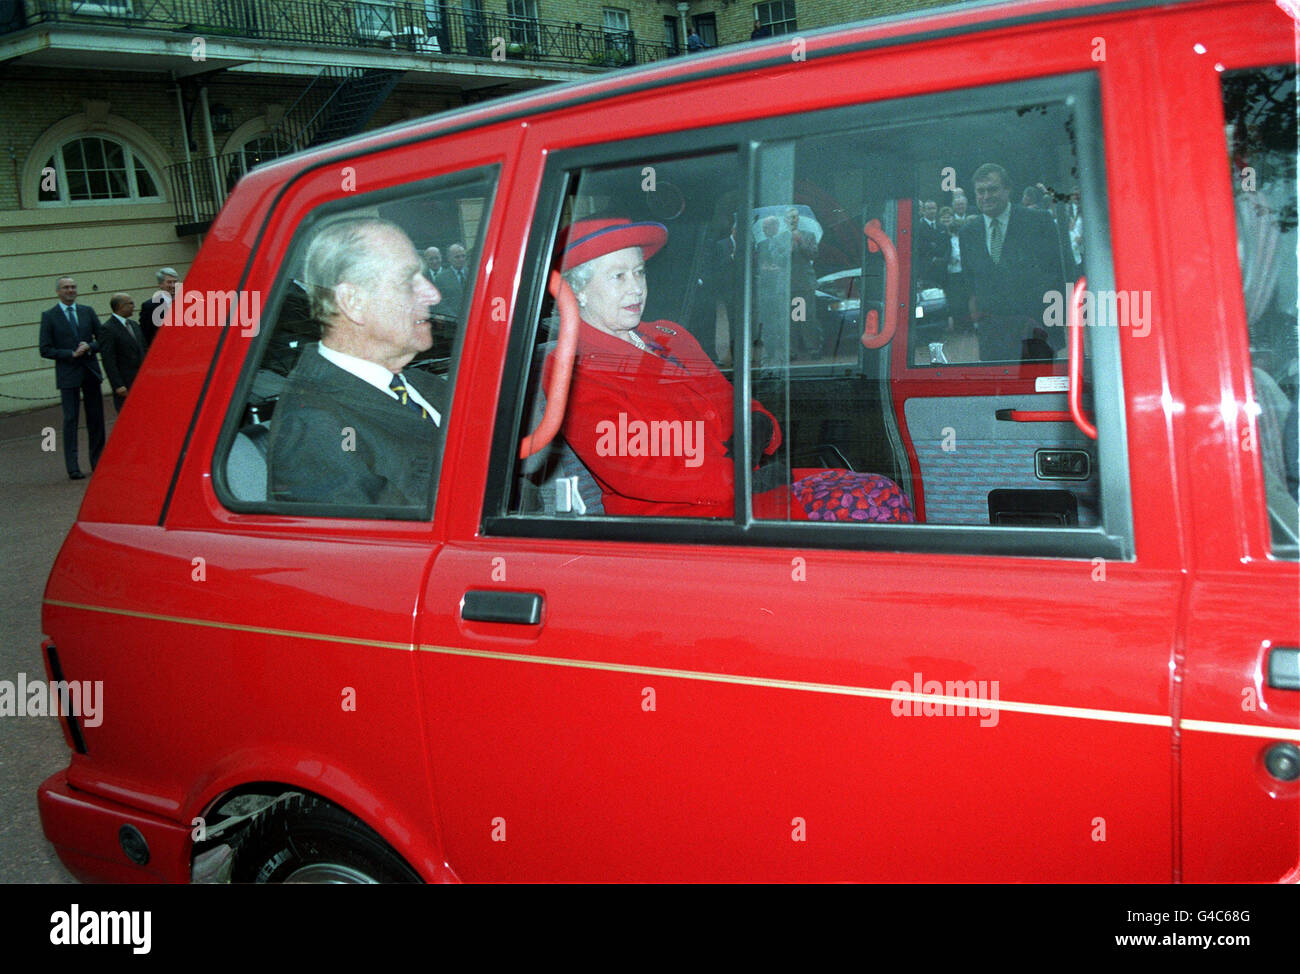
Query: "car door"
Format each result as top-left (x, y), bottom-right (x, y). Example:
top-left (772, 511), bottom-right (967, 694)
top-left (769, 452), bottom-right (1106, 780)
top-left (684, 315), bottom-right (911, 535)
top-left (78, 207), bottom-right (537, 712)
top-left (415, 19), bottom-right (1191, 882)
top-left (1154, 12), bottom-right (1300, 882)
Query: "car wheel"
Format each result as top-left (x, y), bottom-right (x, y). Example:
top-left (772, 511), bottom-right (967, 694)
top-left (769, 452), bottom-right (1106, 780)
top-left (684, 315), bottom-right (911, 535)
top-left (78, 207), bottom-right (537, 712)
top-left (230, 794), bottom-right (422, 883)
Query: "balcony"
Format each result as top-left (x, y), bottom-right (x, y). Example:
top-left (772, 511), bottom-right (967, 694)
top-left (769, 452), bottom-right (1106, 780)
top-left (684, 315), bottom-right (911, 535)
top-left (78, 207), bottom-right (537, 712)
top-left (10, 1), bottom-right (674, 69)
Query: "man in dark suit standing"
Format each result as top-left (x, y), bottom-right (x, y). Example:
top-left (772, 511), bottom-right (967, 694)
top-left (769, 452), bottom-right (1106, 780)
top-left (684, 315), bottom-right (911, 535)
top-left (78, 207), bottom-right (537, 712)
top-left (433, 243), bottom-right (468, 320)
top-left (958, 163), bottom-right (1065, 362)
top-left (138, 266), bottom-right (178, 350)
top-left (39, 276), bottom-right (106, 480)
top-left (268, 217), bottom-right (447, 508)
top-left (915, 199), bottom-right (950, 289)
top-left (99, 293), bottom-right (147, 413)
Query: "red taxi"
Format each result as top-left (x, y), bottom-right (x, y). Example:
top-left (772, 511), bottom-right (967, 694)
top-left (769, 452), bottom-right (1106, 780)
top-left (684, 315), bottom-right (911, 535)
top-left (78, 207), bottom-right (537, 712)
top-left (38, 0), bottom-right (1299, 882)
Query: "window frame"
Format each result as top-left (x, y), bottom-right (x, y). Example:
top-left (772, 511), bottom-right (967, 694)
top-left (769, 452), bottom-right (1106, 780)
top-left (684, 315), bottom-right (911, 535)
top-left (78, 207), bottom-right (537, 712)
top-left (754, 1), bottom-right (797, 37)
top-left (482, 72), bottom-right (1134, 560)
top-left (39, 135), bottom-right (163, 206)
top-left (211, 165), bottom-right (501, 521)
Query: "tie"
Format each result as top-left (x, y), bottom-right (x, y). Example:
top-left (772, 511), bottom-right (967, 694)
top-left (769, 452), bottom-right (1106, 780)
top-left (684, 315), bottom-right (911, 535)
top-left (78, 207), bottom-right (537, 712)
top-left (66, 305), bottom-right (78, 329)
top-left (126, 318), bottom-right (142, 346)
top-left (389, 373), bottom-right (434, 423)
top-left (989, 218), bottom-right (1004, 264)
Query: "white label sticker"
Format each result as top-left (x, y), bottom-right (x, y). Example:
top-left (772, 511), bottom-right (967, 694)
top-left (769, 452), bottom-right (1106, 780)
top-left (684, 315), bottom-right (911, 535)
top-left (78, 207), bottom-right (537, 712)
top-left (1035, 375), bottom-right (1070, 393)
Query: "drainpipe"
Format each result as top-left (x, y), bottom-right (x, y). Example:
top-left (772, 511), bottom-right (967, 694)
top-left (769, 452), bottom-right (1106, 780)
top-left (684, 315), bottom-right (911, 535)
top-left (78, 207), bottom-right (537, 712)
top-left (172, 83), bottom-right (200, 227)
top-left (677, 2), bottom-right (689, 49)
top-left (197, 85), bottom-right (221, 209)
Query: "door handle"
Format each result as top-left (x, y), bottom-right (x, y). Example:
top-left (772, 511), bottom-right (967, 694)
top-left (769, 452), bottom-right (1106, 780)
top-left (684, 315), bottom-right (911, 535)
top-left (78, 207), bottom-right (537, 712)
top-left (461, 590), bottom-right (543, 625)
top-left (1267, 646), bottom-right (1299, 691)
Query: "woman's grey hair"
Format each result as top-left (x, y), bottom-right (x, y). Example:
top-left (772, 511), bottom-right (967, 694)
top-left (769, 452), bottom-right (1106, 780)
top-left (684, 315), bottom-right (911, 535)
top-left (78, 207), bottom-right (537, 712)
top-left (302, 217), bottom-right (400, 327)
top-left (561, 261), bottom-right (594, 296)
top-left (561, 245), bottom-right (644, 299)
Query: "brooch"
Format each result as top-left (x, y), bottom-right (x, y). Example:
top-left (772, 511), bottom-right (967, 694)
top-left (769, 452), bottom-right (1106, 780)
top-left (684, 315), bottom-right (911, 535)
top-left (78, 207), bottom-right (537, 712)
top-left (655, 324), bottom-right (677, 335)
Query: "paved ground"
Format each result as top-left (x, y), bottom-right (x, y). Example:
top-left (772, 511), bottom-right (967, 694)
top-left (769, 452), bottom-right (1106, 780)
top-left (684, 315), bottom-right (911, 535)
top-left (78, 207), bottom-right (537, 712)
top-left (0, 397), bottom-right (116, 883)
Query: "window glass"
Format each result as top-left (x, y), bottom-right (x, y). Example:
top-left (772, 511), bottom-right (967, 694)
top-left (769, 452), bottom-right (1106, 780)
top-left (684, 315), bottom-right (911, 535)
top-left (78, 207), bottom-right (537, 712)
top-left (503, 76), bottom-right (1126, 552)
top-left (218, 170), bottom-right (496, 517)
top-left (1223, 65), bottom-right (1299, 552)
top-left (39, 136), bottom-right (163, 204)
top-left (754, 1), bottom-right (797, 36)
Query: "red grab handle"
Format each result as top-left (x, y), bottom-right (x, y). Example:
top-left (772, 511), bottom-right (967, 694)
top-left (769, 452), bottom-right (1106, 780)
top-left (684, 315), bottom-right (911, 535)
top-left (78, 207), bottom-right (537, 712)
top-left (519, 271), bottom-right (581, 460)
top-left (862, 220), bottom-right (899, 349)
top-left (1068, 276), bottom-right (1098, 441)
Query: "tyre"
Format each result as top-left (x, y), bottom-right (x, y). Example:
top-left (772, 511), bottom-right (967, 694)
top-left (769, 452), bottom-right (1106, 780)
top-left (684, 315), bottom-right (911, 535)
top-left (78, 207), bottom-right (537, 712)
top-left (229, 794), bottom-right (422, 883)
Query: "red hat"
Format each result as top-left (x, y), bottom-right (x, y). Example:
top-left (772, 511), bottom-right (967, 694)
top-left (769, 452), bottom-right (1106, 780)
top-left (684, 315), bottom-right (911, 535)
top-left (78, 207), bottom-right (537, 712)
top-left (560, 218), bottom-right (668, 271)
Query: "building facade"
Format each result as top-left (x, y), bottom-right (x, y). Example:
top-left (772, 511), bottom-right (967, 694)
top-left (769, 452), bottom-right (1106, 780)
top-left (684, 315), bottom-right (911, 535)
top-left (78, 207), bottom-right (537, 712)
top-left (0, 0), bottom-right (948, 412)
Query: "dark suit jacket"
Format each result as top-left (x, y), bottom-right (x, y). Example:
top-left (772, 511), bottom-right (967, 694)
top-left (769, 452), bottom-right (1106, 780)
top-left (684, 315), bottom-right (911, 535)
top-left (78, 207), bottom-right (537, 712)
top-left (99, 315), bottom-right (146, 391)
top-left (39, 302), bottom-right (103, 389)
top-left (958, 205), bottom-right (1063, 320)
top-left (915, 218), bottom-right (950, 287)
top-left (433, 267), bottom-right (467, 320)
top-left (139, 297), bottom-right (168, 348)
top-left (267, 345), bottom-right (447, 509)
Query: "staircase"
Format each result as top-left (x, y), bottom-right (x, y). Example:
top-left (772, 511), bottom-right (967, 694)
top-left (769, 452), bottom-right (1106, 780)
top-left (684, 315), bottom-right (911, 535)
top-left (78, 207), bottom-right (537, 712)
top-left (270, 67), bottom-right (405, 154)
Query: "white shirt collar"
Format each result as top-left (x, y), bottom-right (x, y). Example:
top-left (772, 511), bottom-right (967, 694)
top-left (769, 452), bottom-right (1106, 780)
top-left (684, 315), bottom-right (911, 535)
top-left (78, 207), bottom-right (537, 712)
top-left (317, 343), bottom-right (441, 426)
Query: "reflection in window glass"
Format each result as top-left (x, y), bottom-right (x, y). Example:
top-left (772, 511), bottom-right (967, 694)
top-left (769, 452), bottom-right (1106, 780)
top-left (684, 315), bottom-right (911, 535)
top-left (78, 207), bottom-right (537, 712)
top-left (1223, 65), bottom-right (1299, 550)
top-left (750, 89), bottom-right (1100, 529)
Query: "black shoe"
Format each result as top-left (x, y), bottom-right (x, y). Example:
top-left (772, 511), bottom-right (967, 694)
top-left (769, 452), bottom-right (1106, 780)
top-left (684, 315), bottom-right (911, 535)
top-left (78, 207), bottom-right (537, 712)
top-left (68, 471), bottom-right (86, 480)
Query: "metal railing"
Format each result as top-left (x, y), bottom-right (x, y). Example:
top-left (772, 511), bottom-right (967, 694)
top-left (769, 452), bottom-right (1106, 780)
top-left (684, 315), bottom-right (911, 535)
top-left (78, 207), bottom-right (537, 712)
top-left (16, 1), bottom-right (674, 67)
top-left (168, 149), bottom-right (249, 233)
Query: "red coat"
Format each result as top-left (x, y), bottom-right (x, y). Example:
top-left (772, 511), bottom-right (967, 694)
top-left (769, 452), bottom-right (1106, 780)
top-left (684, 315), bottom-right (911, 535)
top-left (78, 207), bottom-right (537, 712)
top-left (548, 320), bottom-right (781, 517)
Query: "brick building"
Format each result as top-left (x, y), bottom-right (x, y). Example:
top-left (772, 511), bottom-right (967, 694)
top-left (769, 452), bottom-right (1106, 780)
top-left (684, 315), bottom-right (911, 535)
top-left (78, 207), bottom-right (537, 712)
top-left (0, 0), bottom-right (948, 412)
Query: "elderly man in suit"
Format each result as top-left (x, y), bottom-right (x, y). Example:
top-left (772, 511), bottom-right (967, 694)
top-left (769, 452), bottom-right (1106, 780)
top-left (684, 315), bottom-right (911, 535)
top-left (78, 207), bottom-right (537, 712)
top-left (433, 243), bottom-right (469, 319)
top-left (958, 163), bottom-right (1065, 362)
top-left (99, 293), bottom-right (147, 413)
top-left (268, 217), bottom-right (447, 508)
top-left (39, 276), bottom-right (105, 480)
top-left (139, 267), bottom-right (178, 349)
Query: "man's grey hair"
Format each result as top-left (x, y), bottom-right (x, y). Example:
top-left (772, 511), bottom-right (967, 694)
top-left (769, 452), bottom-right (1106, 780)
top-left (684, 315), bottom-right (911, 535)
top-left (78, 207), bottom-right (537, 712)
top-left (303, 217), bottom-right (401, 327)
top-left (972, 163), bottom-right (1011, 189)
top-left (55, 275), bottom-right (74, 289)
top-left (156, 267), bottom-right (178, 282)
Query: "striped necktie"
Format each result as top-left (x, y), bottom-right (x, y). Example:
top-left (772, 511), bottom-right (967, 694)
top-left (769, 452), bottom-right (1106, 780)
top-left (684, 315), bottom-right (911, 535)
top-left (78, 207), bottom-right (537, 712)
top-left (989, 218), bottom-right (1004, 264)
top-left (389, 373), bottom-right (433, 423)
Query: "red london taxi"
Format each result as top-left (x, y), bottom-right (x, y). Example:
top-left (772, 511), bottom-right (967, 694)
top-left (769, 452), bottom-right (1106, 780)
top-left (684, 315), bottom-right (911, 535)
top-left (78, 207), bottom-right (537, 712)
top-left (38, 0), bottom-right (1299, 882)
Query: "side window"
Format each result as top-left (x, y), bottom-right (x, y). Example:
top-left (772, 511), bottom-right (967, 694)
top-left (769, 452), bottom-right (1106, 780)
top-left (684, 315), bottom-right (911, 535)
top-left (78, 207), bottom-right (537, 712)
top-left (1222, 65), bottom-right (1299, 553)
top-left (216, 169), bottom-right (496, 518)
top-left (495, 75), bottom-right (1129, 558)
top-left (748, 82), bottom-right (1110, 530)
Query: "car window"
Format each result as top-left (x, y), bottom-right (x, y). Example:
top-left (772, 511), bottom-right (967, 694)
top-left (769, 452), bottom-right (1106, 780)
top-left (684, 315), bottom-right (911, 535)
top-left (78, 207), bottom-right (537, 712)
top-left (1222, 64), bottom-right (1299, 555)
top-left (215, 168), bottom-right (497, 518)
top-left (492, 75), bottom-right (1131, 558)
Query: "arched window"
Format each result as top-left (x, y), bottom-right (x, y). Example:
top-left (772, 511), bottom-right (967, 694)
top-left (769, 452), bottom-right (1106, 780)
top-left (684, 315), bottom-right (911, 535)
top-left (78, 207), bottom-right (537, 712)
top-left (39, 135), bottom-right (163, 205)
top-left (235, 134), bottom-right (288, 176)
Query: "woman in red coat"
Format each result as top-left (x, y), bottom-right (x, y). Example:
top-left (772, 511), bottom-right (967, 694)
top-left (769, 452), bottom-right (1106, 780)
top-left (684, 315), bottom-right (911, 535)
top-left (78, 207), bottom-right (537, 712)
top-left (550, 217), bottom-right (914, 523)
